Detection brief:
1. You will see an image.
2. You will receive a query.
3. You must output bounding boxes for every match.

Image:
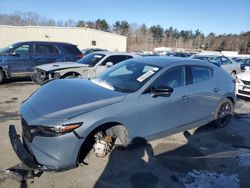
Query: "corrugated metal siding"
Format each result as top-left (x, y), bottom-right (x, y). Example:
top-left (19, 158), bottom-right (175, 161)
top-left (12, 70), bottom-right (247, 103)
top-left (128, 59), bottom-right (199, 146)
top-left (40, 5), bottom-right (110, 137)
top-left (0, 25), bottom-right (127, 51)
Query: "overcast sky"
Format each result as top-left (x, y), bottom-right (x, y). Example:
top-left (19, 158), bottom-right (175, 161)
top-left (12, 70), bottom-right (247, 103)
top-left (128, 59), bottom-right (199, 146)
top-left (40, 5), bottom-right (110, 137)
top-left (0, 0), bottom-right (250, 35)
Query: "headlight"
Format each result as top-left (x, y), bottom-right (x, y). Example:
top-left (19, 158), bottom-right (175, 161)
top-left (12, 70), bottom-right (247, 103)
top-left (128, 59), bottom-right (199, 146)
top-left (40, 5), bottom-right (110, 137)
top-left (236, 77), bottom-right (244, 85)
top-left (26, 122), bottom-right (83, 140)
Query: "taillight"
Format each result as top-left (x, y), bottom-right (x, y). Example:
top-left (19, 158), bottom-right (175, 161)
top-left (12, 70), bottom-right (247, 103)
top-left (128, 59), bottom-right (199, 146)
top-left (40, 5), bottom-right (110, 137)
top-left (78, 54), bottom-right (83, 58)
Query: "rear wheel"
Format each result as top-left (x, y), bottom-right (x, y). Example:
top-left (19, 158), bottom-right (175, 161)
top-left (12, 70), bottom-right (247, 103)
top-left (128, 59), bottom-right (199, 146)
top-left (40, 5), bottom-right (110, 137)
top-left (213, 98), bottom-right (233, 127)
top-left (0, 70), bottom-right (5, 84)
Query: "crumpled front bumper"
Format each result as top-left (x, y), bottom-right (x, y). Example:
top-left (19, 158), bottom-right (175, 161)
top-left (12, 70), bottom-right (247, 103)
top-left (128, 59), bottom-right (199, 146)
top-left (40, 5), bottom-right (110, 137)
top-left (31, 70), bottom-right (59, 85)
top-left (9, 125), bottom-right (42, 169)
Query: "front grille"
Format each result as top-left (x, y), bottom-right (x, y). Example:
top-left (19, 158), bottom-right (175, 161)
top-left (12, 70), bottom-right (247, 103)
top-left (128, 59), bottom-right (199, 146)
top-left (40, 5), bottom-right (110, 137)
top-left (238, 90), bottom-right (250, 96)
top-left (242, 80), bottom-right (250, 86)
top-left (21, 118), bottom-right (32, 141)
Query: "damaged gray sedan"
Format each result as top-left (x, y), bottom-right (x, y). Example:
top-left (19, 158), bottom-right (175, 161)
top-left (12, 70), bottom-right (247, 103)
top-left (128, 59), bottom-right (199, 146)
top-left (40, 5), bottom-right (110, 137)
top-left (9, 57), bottom-right (235, 171)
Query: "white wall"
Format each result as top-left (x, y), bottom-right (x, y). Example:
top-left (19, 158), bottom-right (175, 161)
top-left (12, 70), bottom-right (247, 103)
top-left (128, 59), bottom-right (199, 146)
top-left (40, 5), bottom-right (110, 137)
top-left (0, 25), bottom-right (127, 51)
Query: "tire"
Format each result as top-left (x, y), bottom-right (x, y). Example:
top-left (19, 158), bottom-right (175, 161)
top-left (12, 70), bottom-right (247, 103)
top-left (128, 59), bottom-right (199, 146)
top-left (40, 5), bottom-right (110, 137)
top-left (213, 98), bottom-right (233, 127)
top-left (0, 70), bottom-right (5, 84)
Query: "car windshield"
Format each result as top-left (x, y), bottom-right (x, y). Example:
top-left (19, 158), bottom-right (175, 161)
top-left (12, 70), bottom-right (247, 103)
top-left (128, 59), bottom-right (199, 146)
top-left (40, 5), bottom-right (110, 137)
top-left (77, 53), bottom-right (105, 67)
top-left (92, 60), bottom-right (161, 93)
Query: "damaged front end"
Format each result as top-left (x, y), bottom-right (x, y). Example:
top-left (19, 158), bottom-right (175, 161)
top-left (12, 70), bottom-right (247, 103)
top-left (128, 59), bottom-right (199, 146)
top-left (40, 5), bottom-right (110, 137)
top-left (9, 125), bottom-right (44, 170)
top-left (31, 68), bottom-right (60, 85)
top-left (8, 125), bottom-right (44, 180)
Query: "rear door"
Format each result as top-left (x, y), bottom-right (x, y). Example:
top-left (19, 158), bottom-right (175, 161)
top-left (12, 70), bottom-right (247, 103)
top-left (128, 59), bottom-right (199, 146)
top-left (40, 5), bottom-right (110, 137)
top-left (7, 43), bottom-right (35, 77)
top-left (32, 44), bottom-right (62, 66)
top-left (186, 65), bottom-right (220, 123)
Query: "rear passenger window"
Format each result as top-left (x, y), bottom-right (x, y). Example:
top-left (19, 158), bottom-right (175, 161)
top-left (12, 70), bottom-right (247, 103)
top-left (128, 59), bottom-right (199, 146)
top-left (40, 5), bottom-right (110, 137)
top-left (63, 45), bottom-right (82, 55)
top-left (191, 66), bottom-right (213, 84)
top-left (36, 45), bottom-right (59, 54)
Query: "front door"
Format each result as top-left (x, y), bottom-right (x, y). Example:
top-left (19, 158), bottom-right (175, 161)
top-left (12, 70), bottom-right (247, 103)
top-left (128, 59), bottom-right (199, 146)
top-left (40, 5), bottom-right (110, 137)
top-left (7, 44), bottom-right (35, 77)
top-left (138, 66), bottom-right (189, 138)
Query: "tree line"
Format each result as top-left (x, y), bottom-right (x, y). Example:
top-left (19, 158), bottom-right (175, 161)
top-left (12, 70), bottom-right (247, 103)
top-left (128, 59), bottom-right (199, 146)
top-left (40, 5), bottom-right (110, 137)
top-left (0, 12), bottom-right (249, 54)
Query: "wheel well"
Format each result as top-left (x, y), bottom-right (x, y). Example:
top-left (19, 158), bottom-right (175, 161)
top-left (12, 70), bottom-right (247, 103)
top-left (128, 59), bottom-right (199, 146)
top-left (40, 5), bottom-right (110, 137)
top-left (61, 72), bottom-right (80, 78)
top-left (226, 96), bottom-right (235, 105)
top-left (76, 122), bottom-right (128, 165)
top-left (231, 70), bottom-right (236, 74)
top-left (0, 67), bottom-right (6, 77)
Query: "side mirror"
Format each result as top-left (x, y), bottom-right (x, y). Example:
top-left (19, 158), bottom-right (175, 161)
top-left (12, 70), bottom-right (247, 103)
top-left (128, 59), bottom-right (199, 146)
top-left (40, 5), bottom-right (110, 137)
top-left (151, 85), bottom-right (173, 98)
top-left (106, 62), bottom-right (113, 67)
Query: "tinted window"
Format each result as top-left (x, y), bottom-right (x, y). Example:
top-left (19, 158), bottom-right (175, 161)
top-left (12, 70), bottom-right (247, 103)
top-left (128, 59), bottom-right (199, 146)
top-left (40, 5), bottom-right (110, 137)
top-left (63, 45), bottom-right (82, 55)
top-left (154, 67), bottom-right (185, 89)
top-left (191, 66), bottom-right (213, 84)
top-left (35, 45), bottom-right (59, 54)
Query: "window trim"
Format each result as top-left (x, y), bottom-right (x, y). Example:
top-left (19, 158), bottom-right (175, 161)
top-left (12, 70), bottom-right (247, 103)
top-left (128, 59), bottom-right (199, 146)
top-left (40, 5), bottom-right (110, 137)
top-left (188, 65), bottom-right (214, 85)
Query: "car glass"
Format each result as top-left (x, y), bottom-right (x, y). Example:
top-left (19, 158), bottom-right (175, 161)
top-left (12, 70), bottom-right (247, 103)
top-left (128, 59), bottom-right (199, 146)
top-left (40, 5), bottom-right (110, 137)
top-left (221, 57), bottom-right (232, 65)
top-left (35, 45), bottom-right (59, 54)
top-left (210, 57), bottom-right (221, 64)
top-left (63, 45), bottom-right (82, 55)
top-left (154, 66), bottom-right (185, 89)
top-left (95, 60), bottom-right (161, 93)
top-left (77, 53), bottom-right (105, 67)
top-left (13, 44), bottom-right (34, 55)
top-left (191, 66), bottom-right (212, 84)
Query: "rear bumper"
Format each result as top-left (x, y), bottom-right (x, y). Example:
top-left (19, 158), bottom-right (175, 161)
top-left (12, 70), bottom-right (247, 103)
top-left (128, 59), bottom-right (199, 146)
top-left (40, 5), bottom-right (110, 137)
top-left (9, 125), bottom-right (42, 169)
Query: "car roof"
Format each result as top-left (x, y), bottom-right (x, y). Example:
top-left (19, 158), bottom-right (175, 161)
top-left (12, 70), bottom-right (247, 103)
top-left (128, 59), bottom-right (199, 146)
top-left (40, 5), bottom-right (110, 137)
top-left (91, 51), bottom-right (137, 56)
top-left (130, 56), bottom-right (211, 68)
top-left (14, 41), bottom-right (77, 46)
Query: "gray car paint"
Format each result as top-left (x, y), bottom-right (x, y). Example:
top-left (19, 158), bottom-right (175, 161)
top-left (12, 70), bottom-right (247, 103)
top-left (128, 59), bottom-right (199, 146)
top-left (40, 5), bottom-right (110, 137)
top-left (19, 57), bottom-right (235, 170)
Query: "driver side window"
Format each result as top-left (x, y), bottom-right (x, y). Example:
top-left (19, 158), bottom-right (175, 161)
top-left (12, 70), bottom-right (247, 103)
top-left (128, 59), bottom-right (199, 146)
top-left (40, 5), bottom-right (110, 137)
top-left (154, 66), bottom-right (185, 89)
top-left (13, 44), bottom-right (33, 55)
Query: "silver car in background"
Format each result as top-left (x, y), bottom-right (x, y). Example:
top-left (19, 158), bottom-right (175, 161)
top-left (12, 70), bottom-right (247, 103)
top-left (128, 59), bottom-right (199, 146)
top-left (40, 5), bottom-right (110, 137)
top-left (9, 57), bottom-right (235, 172)
top-left (191, 54), bottom-right (241, 75)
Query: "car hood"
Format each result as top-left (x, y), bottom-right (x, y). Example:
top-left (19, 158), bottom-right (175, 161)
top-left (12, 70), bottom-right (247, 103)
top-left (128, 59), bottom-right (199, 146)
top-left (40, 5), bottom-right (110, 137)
top-left (237, 71), bottom-right (250, 81)
top-left (35, 62), bottom-right (88, 72)
top-left (22, 79), bottom-right (126, 120)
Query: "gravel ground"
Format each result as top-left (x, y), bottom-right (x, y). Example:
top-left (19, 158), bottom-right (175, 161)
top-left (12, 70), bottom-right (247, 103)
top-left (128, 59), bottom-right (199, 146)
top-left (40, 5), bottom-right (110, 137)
top-left (0, 79), bottom-right (250, 188)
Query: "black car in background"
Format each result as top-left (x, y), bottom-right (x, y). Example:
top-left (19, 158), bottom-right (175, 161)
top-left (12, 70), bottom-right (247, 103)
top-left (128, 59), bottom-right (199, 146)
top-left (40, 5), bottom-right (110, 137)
top-left (0, 41), bottom-right (83, 83)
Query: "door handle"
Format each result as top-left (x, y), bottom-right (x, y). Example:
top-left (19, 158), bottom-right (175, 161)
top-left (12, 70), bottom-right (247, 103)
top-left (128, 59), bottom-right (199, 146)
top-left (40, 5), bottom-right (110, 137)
top-left (213, 88), bottom-right (220, 93)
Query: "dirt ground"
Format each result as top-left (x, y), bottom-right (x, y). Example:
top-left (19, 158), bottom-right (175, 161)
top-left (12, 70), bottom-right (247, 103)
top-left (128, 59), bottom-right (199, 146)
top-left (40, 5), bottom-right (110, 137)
top-left (0, 79), bottom-right (250, 188)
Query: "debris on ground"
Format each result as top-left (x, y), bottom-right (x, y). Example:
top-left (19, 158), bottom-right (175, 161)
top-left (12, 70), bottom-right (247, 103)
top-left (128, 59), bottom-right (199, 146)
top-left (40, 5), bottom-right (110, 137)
top-left (182, 170), bottom-right (239, 188)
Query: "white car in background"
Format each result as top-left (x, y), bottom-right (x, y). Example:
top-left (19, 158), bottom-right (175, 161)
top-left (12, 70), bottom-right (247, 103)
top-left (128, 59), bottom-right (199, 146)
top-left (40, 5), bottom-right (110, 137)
top-left (32, 52), bottom-right (138, 84)
top-left (236, 71), bottom-right (250, 98)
